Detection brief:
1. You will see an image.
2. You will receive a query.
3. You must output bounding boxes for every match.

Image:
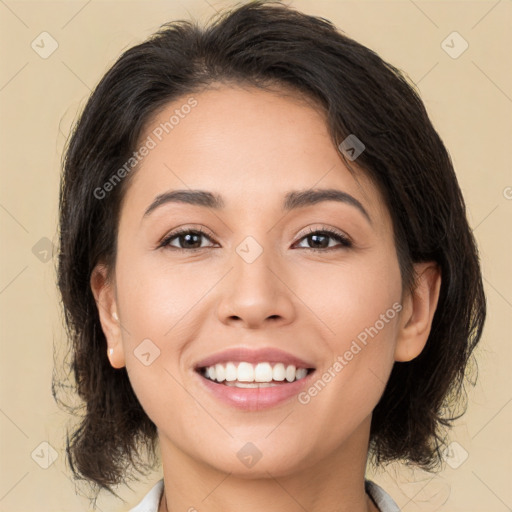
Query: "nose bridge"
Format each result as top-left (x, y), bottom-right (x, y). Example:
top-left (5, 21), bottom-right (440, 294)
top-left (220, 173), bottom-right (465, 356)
top-left (229, 207), bottom-right (280, 282)
top-left (216, 231), bottom-right (294, 327)
top-left (232, 232), bottom-right (279, 301)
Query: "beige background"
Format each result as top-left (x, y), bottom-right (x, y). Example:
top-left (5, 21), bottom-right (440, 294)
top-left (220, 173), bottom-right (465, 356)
top-left (0, 0), bottom-right (511, 510)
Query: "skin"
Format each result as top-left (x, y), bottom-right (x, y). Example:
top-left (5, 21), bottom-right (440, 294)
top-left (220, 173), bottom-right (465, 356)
top-left (91, 83), bottom-right (441, 512)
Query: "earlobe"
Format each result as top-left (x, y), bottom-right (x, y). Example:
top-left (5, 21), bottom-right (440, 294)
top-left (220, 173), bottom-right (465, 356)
top-left (394, 262), bottom-right (442, 362)
top-left (90, 263), bottom-right (126, 369)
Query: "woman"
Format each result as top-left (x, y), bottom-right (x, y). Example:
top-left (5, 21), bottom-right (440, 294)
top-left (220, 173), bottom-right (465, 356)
top-left (55, 2), bottom-right (486, 511)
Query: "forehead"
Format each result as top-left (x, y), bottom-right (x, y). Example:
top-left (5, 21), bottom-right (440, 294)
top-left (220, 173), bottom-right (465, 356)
top-left (121, 84), bottom-right (389, 226)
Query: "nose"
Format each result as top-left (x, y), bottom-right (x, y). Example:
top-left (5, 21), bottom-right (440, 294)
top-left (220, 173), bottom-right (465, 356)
top-left (216, 241), bottom-right (296, 329)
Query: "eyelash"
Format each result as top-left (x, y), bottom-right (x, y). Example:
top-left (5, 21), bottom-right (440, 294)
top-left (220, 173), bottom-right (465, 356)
top-left (158, 225), bottom-right (353, 253)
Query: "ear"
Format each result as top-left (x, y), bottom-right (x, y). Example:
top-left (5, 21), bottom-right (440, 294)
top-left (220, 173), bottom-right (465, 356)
top-left (90, 263), bottom-right (126, 369)
top-left (394, 261), bottom-right (442, 362)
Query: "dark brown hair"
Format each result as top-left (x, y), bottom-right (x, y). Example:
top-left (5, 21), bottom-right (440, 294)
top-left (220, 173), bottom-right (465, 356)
top-left (54, 0), bottom-right (486, 505)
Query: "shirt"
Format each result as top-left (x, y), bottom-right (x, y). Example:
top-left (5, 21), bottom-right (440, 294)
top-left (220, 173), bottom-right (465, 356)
top-left (127, 478), bottom-right (400, 511)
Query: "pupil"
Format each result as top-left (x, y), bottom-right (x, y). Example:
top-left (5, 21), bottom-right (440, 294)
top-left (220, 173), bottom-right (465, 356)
top-left (180, 233), bottom-right (329, 249)
top-left (310, 234), bottom-right (328, 248)
top-left (183, 233), bottom-right (200, 248)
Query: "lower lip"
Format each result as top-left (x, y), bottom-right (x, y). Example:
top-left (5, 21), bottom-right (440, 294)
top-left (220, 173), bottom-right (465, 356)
top-left (195, 370), bottom-right (316, 411)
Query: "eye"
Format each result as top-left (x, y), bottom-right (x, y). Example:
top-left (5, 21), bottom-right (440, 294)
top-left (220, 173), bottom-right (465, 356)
top-left (158, 225), bottom-right (352, 252)
top-left (293, 226), bottom-right (352, 251)
top-left (159, 227), bottom-right (216, 251)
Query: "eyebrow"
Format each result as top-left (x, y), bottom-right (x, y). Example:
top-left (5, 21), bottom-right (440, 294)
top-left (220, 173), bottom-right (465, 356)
top-left (142, 188), bottom-right (372, 225)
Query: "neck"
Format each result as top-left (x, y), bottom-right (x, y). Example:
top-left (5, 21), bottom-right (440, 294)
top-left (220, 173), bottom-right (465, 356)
top-left (157, 416), bottom-right (379, 512)
top-left (159, 485), bottom-right (380, 512)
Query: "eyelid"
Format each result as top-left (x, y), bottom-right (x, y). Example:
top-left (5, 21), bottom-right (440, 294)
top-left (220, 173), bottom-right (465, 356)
top-left (295, 224), bottom-right (352, 244)
top-left (159, 223), bottom-right (353, 251)
top-left (158, 224), bottom-right (215, 247)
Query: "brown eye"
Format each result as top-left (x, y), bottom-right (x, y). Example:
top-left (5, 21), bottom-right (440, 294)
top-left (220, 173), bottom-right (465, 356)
top-left (294, 228), bottom-right (352, 251)
top-left (160, 228), bottom-right (216, 251)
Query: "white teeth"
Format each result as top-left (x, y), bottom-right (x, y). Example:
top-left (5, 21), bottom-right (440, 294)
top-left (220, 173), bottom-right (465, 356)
top-left (206, 366), bottom-right (216, 380)
top-left (237, 362), bottom-right (254, 382)
top-left (225, 362), bottom-right (237, 381)
top-left (296, 368), bottom-right (308, 380)
top-left (201, 361), bottom-right (311, 384)
top-left (215, 364), bottom-right (226, 382)
top-left (225, 381), bottom-right (279, 388)
top-left (273, 363), bottom-right (286, 381)
top-left (285, 364), bottom-right (296, 382)
top-left (254, 362), bottom-right (273, 382)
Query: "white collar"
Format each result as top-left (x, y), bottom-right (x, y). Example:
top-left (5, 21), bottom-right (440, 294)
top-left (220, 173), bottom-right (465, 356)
top-left (128, 478), bottom-right (400, 512)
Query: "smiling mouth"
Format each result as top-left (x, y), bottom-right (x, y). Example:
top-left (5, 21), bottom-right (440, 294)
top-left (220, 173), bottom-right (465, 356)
top-left (196, 361), bottom-right (316, 387)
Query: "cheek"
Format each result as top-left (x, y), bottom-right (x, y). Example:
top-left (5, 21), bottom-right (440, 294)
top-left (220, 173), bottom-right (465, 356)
top-left (113, 255), bottom-right (200, 425)
top-left (300, 251), bottom-right (402, 397)
top-left (115, 251), bottom-right (202, 337)
top-left (301, 253), bottom-right (402, 339)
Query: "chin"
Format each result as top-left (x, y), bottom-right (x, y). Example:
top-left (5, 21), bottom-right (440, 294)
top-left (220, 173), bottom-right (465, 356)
top-left (199, 438), bottom-right (314, 479)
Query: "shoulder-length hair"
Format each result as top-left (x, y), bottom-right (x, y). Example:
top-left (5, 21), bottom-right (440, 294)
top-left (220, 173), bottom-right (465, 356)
top-left (54, 0), bottom-right (486, 502)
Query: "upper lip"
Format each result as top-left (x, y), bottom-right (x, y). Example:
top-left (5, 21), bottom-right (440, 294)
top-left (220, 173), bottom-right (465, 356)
top-left (194, 347), bottom-right (316, 370)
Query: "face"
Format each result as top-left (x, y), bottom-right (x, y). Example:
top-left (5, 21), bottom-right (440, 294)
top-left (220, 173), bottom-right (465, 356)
top-left (95, 84), bottom-right (408, 477)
